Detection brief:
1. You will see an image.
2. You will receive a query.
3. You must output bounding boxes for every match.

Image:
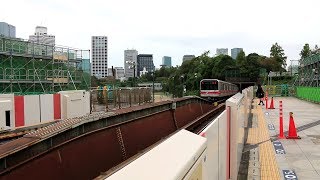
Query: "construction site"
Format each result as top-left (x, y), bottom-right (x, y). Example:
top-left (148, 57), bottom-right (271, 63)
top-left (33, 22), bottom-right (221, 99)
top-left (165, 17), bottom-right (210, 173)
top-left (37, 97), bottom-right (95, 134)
top-left (0, 36), bottom-right (91, 94)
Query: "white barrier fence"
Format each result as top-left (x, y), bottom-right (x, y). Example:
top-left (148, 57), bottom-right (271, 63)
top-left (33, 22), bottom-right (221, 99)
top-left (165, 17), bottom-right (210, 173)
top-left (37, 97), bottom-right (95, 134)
top-left (107, 87), bottom-right (253, 180)
top-left (0, 90), bottom-right (90, 130)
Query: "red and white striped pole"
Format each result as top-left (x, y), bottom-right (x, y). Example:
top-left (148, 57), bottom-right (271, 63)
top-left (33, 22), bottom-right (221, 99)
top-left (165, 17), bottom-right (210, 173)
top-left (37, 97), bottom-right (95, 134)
top-left (265, 91), bottom-right (268, 109)
top-left (278, 101), bottom-right (285, 138)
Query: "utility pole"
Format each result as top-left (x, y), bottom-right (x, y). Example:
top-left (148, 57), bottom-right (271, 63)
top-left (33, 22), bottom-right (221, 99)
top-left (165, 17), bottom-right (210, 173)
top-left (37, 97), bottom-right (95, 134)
top-left (152, 71), bottom-right (155, 102)
top-left (133, 65), bottom-right (136, 87)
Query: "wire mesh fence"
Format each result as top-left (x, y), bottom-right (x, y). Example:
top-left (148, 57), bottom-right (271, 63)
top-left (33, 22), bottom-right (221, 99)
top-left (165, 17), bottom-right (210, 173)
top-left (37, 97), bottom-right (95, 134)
top-left (90, 87), bottom-right (152, 112)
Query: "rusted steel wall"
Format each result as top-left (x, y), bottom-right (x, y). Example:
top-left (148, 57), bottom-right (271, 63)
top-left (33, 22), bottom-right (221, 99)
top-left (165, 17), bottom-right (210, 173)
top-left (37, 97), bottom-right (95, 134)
top-left (201, 103), bottom-right (214, 114)
top-left (175, 102), bottom-right (213, 128)
top-left (0, 97), bottom-right (214, 180)
top-left (121, 110), bottom-right (176, 158)
top-left (3, 128), bottom-right (122, 180)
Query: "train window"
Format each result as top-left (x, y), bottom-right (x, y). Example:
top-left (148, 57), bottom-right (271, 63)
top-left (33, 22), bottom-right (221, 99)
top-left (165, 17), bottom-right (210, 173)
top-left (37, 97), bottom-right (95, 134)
top-left (201, 81), bottom-right (218, 90)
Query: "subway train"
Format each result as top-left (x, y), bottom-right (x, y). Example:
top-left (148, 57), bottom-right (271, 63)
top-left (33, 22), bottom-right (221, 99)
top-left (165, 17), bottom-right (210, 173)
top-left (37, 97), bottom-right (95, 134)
top-left (200, 79), bottom-right (238, 101)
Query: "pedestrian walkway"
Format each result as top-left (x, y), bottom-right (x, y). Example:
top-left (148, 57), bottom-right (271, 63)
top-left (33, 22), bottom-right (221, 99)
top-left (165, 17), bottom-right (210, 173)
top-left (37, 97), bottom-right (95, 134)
top-left (245, 97), bottom-right (320, 180)
top-left (242, 100), bottom-right (281, 180)
top-left (262, 97), bottom-right (320, 180)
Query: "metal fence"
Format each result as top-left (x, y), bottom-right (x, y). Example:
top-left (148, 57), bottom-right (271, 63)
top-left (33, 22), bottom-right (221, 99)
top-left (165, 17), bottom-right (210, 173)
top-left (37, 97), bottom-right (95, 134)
top-left (253, 85), bottom-right (320, 104)
top-left (296, 86), bottom-right (320, 103)
top-left (262, 85), bottom-right (296, 97)
top-left (91, 87), bottom-right (152, 112)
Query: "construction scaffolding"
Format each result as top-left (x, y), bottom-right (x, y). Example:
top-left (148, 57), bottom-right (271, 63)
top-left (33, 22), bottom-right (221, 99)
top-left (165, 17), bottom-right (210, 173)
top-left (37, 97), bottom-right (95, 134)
top-left (296, 53), bottom-right (320, 87)
top-left (0, 36), bottom-right (90, 94)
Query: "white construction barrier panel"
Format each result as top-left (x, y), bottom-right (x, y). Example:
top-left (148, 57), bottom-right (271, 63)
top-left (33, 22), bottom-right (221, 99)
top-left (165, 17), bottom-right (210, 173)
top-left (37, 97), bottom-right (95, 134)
top-left (40, 94), bottom-right (54, 123)
top-left (24, 95), bottom-right (41, 126)
top-left (59, 90), bottom-right (90, 119)
top-left (107, 129), bottom-right (208, 180)
top-left (0, 94), bottom-right (15, 130)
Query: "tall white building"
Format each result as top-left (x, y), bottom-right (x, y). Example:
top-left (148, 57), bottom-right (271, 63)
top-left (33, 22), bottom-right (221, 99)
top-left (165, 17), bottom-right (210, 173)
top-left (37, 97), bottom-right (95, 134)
top-left (182, 55), bottom-right (195, 62)
top-left (231, 48), bottom-right (243, 59)
top-left (124, 49), bottom-right (138, 78)
top-left (216, 48), bottom-right (228, 56)
top-left (0, 22), bottom-right (16, 38)
top-left (91, 36), bottom-right (108, 78)
top-left (29, 26), bottom-right (55, 45)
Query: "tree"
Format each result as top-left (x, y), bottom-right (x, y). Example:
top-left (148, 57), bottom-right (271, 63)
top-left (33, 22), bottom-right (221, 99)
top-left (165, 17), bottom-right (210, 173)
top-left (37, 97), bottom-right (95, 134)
top-left (300, 43), bottom-right (311, 59)
top-left (91, 75), bottom-right (100, 87)
top-left (259, 57), bottom-right (279, 73)
top-left (212, 55), bottom-right (235, 80)
top-left (270, 42), bottom-right (287, 69)
top-left (236, 50), bottom-right (246, 67)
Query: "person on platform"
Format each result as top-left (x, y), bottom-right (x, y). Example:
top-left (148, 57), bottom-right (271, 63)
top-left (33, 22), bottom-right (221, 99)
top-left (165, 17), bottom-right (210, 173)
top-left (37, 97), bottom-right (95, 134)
top-left (256, 84), bottom-right (265, 105)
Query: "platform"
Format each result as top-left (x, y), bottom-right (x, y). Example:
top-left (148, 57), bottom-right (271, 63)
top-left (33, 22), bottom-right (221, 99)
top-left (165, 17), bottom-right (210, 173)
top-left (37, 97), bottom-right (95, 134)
top-left (245, 97), bottom-right (320, 180)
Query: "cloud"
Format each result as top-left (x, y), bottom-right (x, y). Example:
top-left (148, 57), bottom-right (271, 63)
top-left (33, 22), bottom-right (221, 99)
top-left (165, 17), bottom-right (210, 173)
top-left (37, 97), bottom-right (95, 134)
top-left (1, 0), bottom-right (320, 68)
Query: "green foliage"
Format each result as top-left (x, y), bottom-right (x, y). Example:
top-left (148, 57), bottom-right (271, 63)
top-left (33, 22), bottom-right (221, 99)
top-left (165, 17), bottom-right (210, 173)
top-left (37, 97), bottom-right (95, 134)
top-left (300, 43), bottom-right (311, 59)
top-left (212, 55), bottom-right (235, 80)
top-left (236, 50), bottom-right (246, 67)
top-left (135, 46), bottom-right (289, 97)
top-left (270, 42), bottom-right (287, 69)
top-left (259, 57), bottom-right (279, 73)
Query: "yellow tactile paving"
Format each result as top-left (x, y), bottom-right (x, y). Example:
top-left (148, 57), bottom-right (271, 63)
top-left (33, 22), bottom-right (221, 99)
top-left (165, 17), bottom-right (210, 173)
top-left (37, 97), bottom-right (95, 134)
top-left (247, 100), bottom-right (281, 180)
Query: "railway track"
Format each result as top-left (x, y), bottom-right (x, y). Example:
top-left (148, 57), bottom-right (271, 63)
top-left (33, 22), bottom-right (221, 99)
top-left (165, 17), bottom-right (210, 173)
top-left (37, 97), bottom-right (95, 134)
top-left (185, 99), bottom-right (227, 134)
top-left (0, 121), bottom-right (58, 144)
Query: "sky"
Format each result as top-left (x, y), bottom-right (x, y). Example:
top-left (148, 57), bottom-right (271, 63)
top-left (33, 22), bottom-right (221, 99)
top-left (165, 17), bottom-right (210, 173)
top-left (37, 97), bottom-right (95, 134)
top-left (1, 0), bottom-right (320, 69)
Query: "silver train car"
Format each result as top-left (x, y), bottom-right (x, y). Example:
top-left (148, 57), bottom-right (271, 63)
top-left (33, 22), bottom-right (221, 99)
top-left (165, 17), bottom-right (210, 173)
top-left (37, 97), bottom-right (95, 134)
top-left (200, 79), bottom-right (238, 100)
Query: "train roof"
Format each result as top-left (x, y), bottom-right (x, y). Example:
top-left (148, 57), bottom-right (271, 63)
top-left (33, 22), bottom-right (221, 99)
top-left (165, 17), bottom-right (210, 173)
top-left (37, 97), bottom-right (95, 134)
top-left (200, 79), bottom-right (236, 85)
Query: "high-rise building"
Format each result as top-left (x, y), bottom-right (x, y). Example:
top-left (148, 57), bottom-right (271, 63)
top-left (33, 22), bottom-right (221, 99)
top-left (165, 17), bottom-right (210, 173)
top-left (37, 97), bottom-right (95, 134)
top-left (108, 67), bottom-right (125, 80)
top-left (137, 54), bottom-right (154, 77)
top-left (29, 26), bottom-right (55, 45)
top-left (231, 48), bottom-right (243, 59)
top-left (0, 22), bottom-right (16, 38)
top-left (162, 56), bottom-right (172, 67)
top-left (216, 48), bottom-right (228, 56)
top-left (91, 36), bottom-right (108, 78)
top-left (124, 49), bottom-right (138, 78)
top-left (182, 55), bottom-right (195, 62)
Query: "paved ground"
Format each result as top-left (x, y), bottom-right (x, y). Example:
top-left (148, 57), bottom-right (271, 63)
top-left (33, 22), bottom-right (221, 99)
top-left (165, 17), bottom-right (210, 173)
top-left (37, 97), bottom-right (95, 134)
top-left (262, 97), bottom-right (320, 180)
top-left (245, 97), bottom-right (320, 180)
top-left (240, 99), bottom-right (281, 180)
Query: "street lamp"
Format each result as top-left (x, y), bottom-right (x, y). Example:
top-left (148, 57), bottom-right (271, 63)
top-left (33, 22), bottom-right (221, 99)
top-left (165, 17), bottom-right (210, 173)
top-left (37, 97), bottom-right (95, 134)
top-left (290, 60), bottom-right (299, 76)
top-left (180, 75), bottom-right (185, 97)
top-left (151, 70), bottom-right (155, 102)
top-left (312, 68), bottom-right (318, 87)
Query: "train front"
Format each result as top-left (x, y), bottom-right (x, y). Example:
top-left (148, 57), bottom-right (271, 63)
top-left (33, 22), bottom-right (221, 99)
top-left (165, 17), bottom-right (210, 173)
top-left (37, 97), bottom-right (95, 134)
top-left (200, 79), bottom-right (219, 101)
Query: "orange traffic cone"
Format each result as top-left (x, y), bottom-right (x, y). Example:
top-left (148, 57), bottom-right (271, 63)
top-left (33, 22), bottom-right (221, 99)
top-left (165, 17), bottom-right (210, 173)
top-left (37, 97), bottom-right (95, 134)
top-left (269, 97), bottom-right (275, 109)
top-left (286, 112), bottom-right (301, 139)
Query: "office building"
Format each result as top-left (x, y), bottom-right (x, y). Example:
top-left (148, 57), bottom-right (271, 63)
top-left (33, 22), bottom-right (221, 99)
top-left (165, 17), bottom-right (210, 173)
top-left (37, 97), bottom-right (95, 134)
top-left (0, 22), bottom-right (16, 38)
top-left (137, 54), bottom-right (154, 77)
top-left (124, 49), bottom-right (138, 78)
top-left (231, 48), bottom-right (243, 59)
top-left (108, 67), bottom-right (125, 80)
top-left (29, 26), bottom-right (55, 45)
top-left (91, 36), bottom-right (108, 78)
top-left (162, 56), bottom-right (172, 67)
top-left (216, 48), bottom-right (228, 56)
top-left (182, 55), bottom-right (195, 62)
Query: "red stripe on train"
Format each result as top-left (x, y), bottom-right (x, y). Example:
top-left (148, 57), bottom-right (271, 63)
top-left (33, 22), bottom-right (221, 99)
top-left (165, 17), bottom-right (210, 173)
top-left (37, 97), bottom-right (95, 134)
top-left (200, 91), bottom-right (221, 94)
